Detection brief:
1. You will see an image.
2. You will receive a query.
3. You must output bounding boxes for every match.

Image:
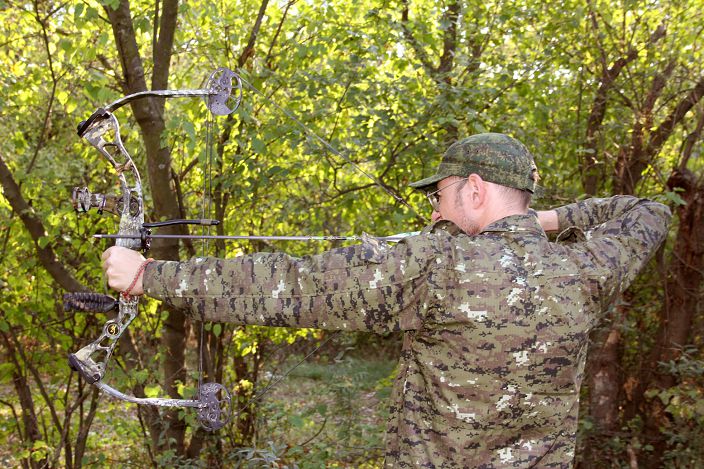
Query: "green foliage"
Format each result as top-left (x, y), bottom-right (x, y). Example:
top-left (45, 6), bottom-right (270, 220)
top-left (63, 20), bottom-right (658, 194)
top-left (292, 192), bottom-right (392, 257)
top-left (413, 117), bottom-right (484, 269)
top-left (251, 354), bottom-right (394, 467)
top-left (232, 442), bottom-right (296, 468)
top-left (651, 348), bottom-right (704, 467)
top-left (1, 0), bottom-right (703, 466)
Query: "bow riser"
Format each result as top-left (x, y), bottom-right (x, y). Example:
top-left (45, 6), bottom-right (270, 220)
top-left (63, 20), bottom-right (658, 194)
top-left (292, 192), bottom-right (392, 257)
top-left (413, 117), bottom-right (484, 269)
top-left (69, 110), bottom-right (144, 383)
top-left (81, 112), bottom-right (144, 250)
top-left (68, 297), bottom-right (138, 384)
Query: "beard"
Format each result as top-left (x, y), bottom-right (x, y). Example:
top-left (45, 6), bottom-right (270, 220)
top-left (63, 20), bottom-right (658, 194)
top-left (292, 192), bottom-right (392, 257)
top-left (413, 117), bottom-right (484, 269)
top-left (454, 193), bottom-right (481, 235)
top-left (459, 216), bottom-right (481, 235)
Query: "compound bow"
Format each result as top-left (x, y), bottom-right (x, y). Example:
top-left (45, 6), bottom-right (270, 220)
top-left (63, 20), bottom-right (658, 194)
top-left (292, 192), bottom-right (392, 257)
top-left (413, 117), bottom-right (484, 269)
top-left (65, 67), bottom-right (241, 431)
top-left (65, 66), bottom-right (427, 431)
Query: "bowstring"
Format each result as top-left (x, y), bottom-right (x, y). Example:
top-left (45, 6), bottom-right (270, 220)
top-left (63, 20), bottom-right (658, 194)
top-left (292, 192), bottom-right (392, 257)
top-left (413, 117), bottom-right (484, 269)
top-left (194, 67), bottom-right (428, 417)
top-left (222, 69), bottom-right (428, 411)
top-left (199, 104), bottom-right (215, 397)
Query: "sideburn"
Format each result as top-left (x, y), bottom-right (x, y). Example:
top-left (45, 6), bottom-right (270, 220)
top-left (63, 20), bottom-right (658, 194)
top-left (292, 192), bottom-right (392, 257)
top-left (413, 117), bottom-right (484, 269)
top-left (453, 180), bottom-right (480, 235)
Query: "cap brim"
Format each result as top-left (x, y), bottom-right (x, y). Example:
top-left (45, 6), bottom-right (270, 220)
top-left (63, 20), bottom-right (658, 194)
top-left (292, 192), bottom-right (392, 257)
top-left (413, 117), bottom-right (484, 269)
top-left (408, 173), bottom-right (444, 190)
top-left (410, 173), bottom-right (545, 198)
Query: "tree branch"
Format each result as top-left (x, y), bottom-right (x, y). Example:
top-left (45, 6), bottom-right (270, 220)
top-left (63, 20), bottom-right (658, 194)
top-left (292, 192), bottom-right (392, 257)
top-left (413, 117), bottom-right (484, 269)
top-left (437, 1), bottom-right (460, 77)
top-left (0, 152), bottom-right (86, 292)
top-left (647, 77), bottom-right (704, 157)
top-left (399, 0), bottom-right (437, 76)
top-left (152, 0), bottom-right (178, 94)
top-left (238, 0), bottom-right (270, 68)
top-left (678, 105), bottom-right (704, 171)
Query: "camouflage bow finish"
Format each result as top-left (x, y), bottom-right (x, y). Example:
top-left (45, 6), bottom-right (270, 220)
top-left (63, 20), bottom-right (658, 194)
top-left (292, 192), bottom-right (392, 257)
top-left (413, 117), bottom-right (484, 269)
top-left (65, 68), bottom-right (240, 431)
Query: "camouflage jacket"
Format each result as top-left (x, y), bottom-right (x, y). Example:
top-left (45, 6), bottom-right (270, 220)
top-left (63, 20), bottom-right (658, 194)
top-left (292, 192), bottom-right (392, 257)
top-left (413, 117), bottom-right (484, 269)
top-left (144, 196), bottom-right (671, 468)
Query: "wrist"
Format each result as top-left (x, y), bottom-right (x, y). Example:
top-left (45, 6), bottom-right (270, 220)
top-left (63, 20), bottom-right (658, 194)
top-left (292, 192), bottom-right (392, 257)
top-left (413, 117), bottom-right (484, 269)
top-left (537, 210), bottom-right (559, 233)
top-left (123, 258), bottom-right (154, 298)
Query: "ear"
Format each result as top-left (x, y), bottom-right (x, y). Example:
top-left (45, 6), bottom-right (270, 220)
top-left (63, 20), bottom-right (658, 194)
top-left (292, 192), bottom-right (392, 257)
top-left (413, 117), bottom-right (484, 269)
top-left (466, 173), bottom-right (487, 208)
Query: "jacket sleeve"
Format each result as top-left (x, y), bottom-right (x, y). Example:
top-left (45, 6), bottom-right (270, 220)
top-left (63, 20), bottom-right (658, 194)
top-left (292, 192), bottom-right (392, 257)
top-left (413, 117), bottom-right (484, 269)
top-left (143, 234), bottom-right (446, 333)
top-left (554, 195), bottom-right (671, 309)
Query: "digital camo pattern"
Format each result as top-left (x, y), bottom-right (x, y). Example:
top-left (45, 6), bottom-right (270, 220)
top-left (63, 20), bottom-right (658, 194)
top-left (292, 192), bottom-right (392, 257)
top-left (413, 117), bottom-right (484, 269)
top-left (409, 133), bottom-right (539, 194)
top-left (144, 196), bottom-right (671, 468)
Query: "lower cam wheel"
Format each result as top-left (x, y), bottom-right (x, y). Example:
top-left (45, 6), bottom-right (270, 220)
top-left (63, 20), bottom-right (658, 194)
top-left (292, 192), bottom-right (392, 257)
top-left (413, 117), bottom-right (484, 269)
top-left (197, 382), bottom-right (232, 431)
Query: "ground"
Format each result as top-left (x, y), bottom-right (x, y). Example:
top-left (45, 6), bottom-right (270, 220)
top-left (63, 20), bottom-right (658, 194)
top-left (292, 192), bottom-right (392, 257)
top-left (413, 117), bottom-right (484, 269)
top-left (0, 350), bottom-right (397, 468)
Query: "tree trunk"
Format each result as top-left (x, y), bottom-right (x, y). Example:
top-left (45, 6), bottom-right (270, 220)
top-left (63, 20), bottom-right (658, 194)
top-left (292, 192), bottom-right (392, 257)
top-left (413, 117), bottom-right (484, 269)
top-left (580, 313), bottom-right (623, 467)
top-left (104, 0), bottom-right (187, 452)
top-left (638, 169), bottom-right (704, 467)
top-left (0, 331), bottom-right (46, 469)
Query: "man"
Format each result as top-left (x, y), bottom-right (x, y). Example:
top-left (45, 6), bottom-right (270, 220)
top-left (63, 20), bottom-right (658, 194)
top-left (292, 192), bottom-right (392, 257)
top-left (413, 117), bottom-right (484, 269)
top-left (102, 133), bottom-right (671, 467)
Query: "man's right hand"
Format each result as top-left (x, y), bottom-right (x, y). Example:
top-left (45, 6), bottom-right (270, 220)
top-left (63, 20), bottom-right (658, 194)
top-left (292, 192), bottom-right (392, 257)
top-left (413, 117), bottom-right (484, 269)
top-left (102, 246), bottom-right (147, 296)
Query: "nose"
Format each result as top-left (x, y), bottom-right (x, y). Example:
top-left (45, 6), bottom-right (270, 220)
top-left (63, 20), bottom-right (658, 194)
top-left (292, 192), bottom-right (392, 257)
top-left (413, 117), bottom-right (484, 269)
top-left (431, 209), bottom-right (442, 222)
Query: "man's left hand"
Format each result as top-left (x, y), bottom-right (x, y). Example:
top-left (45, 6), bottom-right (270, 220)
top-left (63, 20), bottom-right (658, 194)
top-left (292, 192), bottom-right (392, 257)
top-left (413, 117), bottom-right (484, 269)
top-left (102, 246), bottom-right (147, 296)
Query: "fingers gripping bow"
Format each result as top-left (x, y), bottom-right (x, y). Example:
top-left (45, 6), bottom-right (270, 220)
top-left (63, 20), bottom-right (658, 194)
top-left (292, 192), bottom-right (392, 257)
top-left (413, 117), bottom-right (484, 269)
top-left (66, 68), bottom-right (240, 431)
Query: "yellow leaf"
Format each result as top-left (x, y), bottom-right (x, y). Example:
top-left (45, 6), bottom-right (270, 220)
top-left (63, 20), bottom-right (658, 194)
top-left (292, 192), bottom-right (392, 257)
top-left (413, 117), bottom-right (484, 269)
top-left (56, 90), bottom-right (69, 105)
top-left (11, 61), bottom-right (26, 77)
top-left (144, 384), bottom-right (162, 398)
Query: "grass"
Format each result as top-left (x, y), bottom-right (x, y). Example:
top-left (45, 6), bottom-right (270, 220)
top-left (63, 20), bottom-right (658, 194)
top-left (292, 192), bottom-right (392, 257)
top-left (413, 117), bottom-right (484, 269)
top-left (0, 342), bottom-right (399, 468)
top-left (244, 354), bottom-right (398, 468)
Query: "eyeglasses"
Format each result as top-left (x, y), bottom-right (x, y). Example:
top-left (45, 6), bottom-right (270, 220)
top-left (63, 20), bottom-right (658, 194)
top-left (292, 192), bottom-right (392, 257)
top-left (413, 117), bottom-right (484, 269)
top-left (425, 179), bottom-right (466, 211)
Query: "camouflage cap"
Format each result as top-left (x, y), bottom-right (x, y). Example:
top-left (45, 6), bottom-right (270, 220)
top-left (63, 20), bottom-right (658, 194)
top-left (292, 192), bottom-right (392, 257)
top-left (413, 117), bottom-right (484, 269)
top-left (409, 133), bottom-right (540, 194)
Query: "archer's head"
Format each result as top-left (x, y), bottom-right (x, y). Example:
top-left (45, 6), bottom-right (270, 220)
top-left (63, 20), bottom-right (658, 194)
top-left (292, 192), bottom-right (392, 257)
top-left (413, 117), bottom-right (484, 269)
top-left (410, 133), bottom-right (541, 234)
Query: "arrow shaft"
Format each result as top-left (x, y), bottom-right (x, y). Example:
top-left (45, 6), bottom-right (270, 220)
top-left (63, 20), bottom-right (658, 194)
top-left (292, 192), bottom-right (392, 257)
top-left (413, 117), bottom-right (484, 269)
top-left (93, 233), bottom-right (415, 243)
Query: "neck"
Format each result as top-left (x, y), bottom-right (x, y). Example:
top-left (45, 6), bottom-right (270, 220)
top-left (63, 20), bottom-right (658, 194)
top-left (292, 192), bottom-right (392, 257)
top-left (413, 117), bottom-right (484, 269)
top-left (478, 205), bottom-right (528, 231)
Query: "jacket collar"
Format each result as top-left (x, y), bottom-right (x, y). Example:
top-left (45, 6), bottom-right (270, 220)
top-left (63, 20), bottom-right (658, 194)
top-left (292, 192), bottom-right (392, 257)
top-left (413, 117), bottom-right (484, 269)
top-left (425, 211), bottom-right (545, 237)
top-left (480, 211), bottom-right (545, 236)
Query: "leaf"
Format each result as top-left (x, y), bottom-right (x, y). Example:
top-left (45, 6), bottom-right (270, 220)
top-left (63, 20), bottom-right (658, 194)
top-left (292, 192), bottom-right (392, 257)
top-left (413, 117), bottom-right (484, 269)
top-left (56, 90), bottom-right (69, 105)
top-left (31, 440), bottom-right (50, 461)
top-left (251, 136), bottom-right (266, 154)
top-left (288, 414), bottom-right (305, 428)
top-left (133, 369), bottom-right (149, 384)
top-left (664, 190), bottom-right (687, 207)
top-left (144, 384), bottom-right (162, 398)
top-left (73, 3), bottom-right (84, 20)
top-left (37, 236), bottom-right (50, 249)
top-left (0, 362), bottom-right (14, 383)
top-left (99, 0), bottom-right (121, 10)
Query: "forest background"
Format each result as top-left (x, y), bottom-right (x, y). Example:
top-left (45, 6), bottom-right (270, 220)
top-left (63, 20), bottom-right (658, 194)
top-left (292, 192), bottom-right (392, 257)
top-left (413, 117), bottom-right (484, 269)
top-left (1, 0), bottom-right (702, 467)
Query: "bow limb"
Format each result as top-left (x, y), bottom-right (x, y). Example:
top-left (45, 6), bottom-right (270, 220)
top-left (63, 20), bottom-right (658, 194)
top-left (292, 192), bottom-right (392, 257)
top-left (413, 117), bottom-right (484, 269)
top-left (103, 68), bottom-right (242, 115)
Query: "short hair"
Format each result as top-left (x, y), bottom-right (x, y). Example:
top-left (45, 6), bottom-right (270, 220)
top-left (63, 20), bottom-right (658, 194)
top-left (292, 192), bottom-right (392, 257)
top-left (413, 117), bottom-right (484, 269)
top-left (495, 184), bottom-right (532, 209)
